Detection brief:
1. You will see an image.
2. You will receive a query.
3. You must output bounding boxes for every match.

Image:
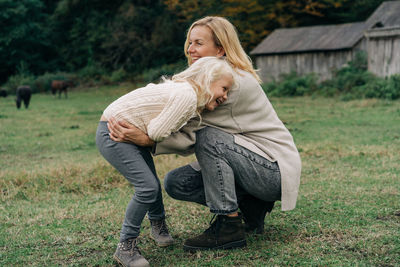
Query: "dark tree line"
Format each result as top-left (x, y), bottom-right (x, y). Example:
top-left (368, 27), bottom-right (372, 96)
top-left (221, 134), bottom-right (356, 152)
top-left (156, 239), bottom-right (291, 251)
top-left (0, 0), bottom-right (386, 84)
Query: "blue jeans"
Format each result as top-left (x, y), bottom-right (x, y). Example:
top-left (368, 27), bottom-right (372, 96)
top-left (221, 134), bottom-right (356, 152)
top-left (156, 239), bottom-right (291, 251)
top-left (164, 127), bottom-right (281, 214)
top-left (96, 122), bottom-right (165, 241)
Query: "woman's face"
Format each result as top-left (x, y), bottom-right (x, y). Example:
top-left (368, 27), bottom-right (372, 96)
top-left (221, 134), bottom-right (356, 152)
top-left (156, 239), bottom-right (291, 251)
top-left (187, 26), bottom-right (225, 63)
top-left (205, 75), bottom-right (233, 111)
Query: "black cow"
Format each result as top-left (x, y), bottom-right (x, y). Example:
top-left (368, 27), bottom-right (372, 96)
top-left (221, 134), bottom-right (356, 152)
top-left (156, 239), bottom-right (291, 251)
top-left (16, 86), bottom-right (32, 109)
top-left (0, 89), bottom-right (7, 98)
top-left (51, 80), bottom-right (72, 98)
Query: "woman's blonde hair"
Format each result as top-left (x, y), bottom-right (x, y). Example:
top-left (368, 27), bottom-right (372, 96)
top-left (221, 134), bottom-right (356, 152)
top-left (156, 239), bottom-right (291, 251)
top-left (184, 16), bottom-right (261, 83)
top-left (172, 56), bottom-right (236, 112)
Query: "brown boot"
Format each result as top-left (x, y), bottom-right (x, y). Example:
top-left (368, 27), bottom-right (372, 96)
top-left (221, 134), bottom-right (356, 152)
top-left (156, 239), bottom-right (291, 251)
top-left (150, 218), bottom-right (174, 247)
top-left (183, 214), bottom-right (246, 251)
top-left (113, 238), bottom-right (150, 267)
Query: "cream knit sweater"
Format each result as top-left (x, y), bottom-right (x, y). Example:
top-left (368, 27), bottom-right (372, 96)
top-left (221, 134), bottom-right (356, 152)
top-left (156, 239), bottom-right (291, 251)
top-left (103, 81), bottom-right (197, 142)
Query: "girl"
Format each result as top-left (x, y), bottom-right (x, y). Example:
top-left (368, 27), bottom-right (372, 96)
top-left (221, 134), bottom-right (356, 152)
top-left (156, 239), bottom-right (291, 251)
top-left (96, 56), bottom-right (235, 267)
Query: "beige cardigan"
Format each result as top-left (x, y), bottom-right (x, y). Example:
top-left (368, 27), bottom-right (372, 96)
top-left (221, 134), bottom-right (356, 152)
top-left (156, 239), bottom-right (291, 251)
top-left (155, 70), bottom-right (301, 211)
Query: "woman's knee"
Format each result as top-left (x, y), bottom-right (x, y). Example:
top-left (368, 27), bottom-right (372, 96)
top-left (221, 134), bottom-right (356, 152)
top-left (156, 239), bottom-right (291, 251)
top-left (164, 164), bottom-right (202, 199)
top-left (164, 168), bottom-right (182, 198)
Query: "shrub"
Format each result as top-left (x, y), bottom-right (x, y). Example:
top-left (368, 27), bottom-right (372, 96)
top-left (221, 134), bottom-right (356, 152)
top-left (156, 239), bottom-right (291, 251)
top-left (320, 51), bottom-right (374, 94)
top-left (262, 71), bottom-right (318, 97)
top-left (139, 60), bottom-right (186, 83)
top-left (3, 74), bottom-right (37, 94)
top-left (386, 75), bottom-right (400, 99)
top-left (34, 72), bottom-right (76, 93)
top-left (77, 63), bottom-right (107, 82)
top-left (108, 68), bottom-right (128, 83)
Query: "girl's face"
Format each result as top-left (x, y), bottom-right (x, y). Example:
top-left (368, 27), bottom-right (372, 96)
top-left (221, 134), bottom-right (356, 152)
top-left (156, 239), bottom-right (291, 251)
top-left (205, 75), bottom-right (233, 111)
top-left (187, 26), bottom-right (225, 63)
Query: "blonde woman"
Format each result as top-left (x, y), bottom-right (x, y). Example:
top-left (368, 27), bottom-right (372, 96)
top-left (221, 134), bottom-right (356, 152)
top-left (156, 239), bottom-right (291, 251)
top-left (97, 56), bottom-right (235, 267)
top-left (109, 16), bottom-right (301, 252)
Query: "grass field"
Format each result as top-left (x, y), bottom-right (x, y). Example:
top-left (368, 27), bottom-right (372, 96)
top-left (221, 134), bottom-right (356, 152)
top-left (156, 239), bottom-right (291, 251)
top-left (1, 85), bottom-right (399, 266)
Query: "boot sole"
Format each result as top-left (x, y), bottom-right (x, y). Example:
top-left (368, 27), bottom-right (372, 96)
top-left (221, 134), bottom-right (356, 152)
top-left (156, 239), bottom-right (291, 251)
top-left (113, 254), bottom-right (150, 267)
top-left (183, 239), bottom-right (247, 252)
top-left (113, 254), bottom-right (126, 267)
top-left (150, 234), bottom-right (175, 247)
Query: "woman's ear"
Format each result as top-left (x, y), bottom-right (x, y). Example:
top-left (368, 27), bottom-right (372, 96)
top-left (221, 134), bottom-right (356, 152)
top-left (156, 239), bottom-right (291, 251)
top-left (217, 47), bottom-right (225, 57)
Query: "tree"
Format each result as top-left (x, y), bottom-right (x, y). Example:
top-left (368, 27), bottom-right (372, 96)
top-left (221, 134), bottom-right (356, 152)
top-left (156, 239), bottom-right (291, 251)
top-left (163, 0), bottom-right (384, 52)
top-left (0, 0), bottom-right (56, 83)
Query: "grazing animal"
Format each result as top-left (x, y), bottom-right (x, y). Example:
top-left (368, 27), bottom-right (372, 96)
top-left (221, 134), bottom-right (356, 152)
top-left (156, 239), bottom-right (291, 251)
top-left (0, 88), bottom-right (7, 97)
top-left (16, 86), bottom-right (32, 109)
top-left (51, 80), bottom-right (72, 98)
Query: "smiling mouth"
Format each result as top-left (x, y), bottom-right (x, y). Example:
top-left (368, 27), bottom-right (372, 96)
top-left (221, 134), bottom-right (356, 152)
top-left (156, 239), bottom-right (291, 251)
top-left (216, 98), bottom-right (223, 105)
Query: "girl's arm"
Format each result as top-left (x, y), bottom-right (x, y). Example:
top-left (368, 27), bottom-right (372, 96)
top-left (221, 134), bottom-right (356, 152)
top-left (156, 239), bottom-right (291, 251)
top-left (107, 118), bottom-right (154, 147)
top-left (147, 90), bottom-right (197, 142)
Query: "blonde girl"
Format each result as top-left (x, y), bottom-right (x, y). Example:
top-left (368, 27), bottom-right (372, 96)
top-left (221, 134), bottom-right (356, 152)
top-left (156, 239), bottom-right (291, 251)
top-left (96, 56), bottom-right (235, 267)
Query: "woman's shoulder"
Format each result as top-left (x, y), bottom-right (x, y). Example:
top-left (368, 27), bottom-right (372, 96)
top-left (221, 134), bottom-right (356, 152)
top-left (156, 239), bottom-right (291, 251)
top-left (234, 69), bottom-right (261, 89)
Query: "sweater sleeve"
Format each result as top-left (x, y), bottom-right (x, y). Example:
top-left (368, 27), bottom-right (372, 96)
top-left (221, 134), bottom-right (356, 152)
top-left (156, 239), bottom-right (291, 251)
top-left (147, 89), bottom-right (197, 142)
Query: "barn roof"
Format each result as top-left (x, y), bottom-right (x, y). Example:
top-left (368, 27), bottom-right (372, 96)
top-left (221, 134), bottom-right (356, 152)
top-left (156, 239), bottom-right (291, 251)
top-left (251, 1), bottom-right (400, 55)
top-left (365, 1), bottom-right (400, 28)
top-left (250, 22), bottom-right (367, 55)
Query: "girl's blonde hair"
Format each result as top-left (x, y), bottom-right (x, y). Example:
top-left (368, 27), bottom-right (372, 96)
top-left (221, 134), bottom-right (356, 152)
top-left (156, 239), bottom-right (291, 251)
top-left (172, 56), bottom-right (236, 112)
top-left (184, 16), bottom-right (261, 83)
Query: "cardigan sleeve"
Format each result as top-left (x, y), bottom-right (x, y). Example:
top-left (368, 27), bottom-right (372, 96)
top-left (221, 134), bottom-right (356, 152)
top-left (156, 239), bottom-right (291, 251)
top-left (147, 89), bottom-right (197, 142)
top-left (153, 118), bottom-right (203, 156)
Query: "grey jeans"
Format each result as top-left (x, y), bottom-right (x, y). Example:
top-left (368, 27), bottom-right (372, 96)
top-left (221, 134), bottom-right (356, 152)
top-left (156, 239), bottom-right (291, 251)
top-left (96, 121), bottom-right (165, 241)
top-left (164, 127), bottom-right (281, 214)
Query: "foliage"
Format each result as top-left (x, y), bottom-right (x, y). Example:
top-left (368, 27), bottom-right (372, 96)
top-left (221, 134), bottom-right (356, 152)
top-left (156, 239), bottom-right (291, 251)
top-left (4, 71), bottom-right (76, 94)
top-left (76, 62), bottom-right (108, 82)
top-left (358, 74), bottom-right (400, 100)
top-left (262, 71), bottom-right (318, 97)
top-left (3, 74), bottom-right (37, 94)
top-left (0, 0), bottom-right (58, 83)
top-left (34, 72), bottom-right (76, 93)
top-left (108, 68), bottom-right (128, 84)
top-left (139, 60), bottom-right (187, 83)
top-left (50, 0), bottom-right (185, 74)
top-left (163, 0), bottom-right (386, 52)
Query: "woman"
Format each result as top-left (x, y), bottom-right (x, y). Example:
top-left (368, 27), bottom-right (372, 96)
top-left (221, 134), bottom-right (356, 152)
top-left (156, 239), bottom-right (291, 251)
top-left (109, 16), bottom-right (301, 252)
top-left (97, 56), bottom-right (236, 267)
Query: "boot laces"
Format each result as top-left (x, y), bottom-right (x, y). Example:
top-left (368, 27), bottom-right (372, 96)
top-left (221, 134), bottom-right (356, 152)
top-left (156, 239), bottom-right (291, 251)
top-left (204, 214), bottom-right (221, 244)
top-left (153, 219), bottom-right (169, 235)
top-left (120, 238), bottom-right (141, 256)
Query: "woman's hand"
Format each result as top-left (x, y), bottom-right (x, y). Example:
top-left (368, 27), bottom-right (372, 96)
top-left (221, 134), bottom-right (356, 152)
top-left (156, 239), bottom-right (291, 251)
top-left (107, 117), bottom-right (155, 147)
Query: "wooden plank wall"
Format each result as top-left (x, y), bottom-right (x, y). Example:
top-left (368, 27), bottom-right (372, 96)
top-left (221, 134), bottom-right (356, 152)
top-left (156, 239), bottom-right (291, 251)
top-left (255, 40), bottom-right (366, 83)
top-left (366, 27), bottom-right (400, 77)
top-left (255, 50), bottom-right (353, 83)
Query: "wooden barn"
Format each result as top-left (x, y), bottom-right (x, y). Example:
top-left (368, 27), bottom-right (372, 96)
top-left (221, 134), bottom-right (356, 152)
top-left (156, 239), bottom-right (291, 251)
top-left (365, 26), bottom-right (400, 77)
top-left (250, 1), bottom-right (400, 83)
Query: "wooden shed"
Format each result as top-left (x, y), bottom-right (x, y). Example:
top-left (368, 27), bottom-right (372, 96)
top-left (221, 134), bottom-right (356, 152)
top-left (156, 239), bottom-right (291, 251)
top-left (251, 1), bottom-right (400, 83)
top-left (365, 26), bottom-right (400, 77)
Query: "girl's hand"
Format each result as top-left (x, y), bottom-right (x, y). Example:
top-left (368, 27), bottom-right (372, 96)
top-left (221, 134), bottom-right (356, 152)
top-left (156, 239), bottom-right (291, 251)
top-left (107, 118), bottom-right (155, 147)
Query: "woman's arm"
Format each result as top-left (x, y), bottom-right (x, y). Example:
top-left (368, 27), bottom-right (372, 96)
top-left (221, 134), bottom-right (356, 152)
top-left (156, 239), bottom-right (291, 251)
top-left (107, 117), bottom-right (155, 147)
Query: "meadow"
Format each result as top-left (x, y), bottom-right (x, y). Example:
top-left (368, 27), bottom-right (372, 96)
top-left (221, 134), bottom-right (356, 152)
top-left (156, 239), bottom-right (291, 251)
top-left (1, 85), bottom-right (399, 266)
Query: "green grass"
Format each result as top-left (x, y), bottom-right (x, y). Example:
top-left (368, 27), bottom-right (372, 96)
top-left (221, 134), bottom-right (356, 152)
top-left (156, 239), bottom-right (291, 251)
top-left (1, 87), bottom-right (399, 266)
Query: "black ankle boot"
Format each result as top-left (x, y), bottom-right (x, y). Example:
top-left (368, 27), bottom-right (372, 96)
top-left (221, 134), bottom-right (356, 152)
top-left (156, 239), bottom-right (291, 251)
top-left (183, 214), bottom-right (246, 251)
top-left (238, 194), bottom-right (275, 234)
